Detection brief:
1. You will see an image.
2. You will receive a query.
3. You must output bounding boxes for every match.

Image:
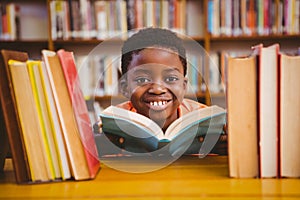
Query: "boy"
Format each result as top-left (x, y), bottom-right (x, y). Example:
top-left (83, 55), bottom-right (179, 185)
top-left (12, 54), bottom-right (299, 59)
top-left (117, 27), bottom-right (207, 132)
top-left (96, 27), bottom-right (226, 155)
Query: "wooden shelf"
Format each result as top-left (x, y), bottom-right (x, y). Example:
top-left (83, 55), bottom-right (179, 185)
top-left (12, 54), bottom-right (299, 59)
top-left (52, 35), bottom-right (205, 45)
top-left (210, 34), bottom-right (300, 41)
top-left (53, 38), bottom-right (118, 45)
top-left (0, 40), bottom-right (48, 44)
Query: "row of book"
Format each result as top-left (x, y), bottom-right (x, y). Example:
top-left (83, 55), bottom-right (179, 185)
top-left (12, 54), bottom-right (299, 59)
top-left (75, 52), bottom-right (221, 99)
top-left (50, 0), bottom-right (187, 40)
top-left (0, 3), bottom-right (48, 41)
top-left (227, 44), bottom-right (300, 178)
top-left (208, 0), bottom-right (300, 37)
top-left (0, 3), bottom-right (20, 40)
top-left (0, 49), bottom-right (100, 184)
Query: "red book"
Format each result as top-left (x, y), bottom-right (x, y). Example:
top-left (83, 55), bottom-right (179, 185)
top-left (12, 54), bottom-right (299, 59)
top-left (57, 49), bottom-right (100, 178)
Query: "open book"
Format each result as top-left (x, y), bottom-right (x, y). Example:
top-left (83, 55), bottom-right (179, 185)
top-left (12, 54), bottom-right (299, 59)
top-left (99, 105), bottom-right (226, 155)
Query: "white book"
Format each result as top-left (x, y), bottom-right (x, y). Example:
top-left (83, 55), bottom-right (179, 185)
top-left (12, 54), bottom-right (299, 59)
top-left (253, 44), bottom-right (279, 178)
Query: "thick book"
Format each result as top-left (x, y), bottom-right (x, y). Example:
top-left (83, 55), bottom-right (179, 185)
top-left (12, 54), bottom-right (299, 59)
top-left (0, 50), bottom-right (31, 183)
top-left (226, 54), bottom-right (259, 178)
top-left (42, 50), bottom-right (99, 180)
top-left (57, 49), bottom-right (100, 179)
top-left (99, 105), bottom-right (226, 155)
top-left (279, 53), bottom-right (300, 178)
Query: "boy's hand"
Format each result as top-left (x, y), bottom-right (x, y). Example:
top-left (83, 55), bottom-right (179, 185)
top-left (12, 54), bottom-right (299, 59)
top-left (93, 121), bottom-right (102, 134)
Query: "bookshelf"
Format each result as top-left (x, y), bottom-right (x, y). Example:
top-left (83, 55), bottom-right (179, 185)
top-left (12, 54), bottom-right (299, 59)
top-left (0, 0), bottom-right (300, 108)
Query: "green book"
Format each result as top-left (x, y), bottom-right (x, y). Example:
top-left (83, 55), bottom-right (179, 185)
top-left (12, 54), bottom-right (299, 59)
top-left (99, 105), bottom-right (226, 156)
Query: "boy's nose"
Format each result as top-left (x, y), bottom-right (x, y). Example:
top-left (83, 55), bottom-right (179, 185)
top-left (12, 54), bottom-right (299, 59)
top-left (148, 83), bottom-right (167, 94)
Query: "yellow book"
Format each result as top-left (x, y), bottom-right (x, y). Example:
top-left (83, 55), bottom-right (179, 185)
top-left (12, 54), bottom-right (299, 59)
top-left (8, 59), bottom-right (49, 182)
top-left (27, 60), bottom-right (62, 180)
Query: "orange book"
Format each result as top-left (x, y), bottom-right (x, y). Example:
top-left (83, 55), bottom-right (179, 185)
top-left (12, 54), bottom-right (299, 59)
top-left (57, 49), bottom-right (100, 178)
top-left (279, 53), bottom-right (300, 178)
top-left (227, 54), bottom-right (259, 178)
top-left (246, 0), bottom-right (257, 35)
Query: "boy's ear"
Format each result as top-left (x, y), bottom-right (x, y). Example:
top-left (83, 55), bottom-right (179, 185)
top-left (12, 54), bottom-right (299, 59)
top-left (183, 77), bottom-right (188, 91)
top-left (119, 77), bottom-right (130, 98)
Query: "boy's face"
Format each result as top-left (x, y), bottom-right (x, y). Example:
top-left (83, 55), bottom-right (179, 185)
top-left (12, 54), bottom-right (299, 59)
top-left (122, 47), bottom-right (187, 130)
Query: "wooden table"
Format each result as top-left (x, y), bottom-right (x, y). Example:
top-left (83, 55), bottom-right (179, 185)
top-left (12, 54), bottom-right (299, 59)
top-left (0, 155), bottom-right (299, 199)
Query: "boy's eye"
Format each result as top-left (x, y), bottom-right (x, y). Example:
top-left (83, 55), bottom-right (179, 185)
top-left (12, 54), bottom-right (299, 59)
top-left (165, 76), bottom-right (179, 82)
top-left (135, 77), bottom-right (151, 84)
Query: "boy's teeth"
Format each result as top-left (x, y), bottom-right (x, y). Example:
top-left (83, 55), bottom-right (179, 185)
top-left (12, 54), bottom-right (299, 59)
top-left (150, 101), bottom-right (167, 106)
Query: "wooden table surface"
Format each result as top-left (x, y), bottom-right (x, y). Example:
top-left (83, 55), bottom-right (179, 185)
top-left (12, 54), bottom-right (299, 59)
top-left (0, 155), bottom-right (299, 199)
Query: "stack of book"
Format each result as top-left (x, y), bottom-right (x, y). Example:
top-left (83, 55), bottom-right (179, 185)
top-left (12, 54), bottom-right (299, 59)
top-left (0, 49), bottom-right (100, 184)
top-left (0, 3), bottom-right (20, 40)
top-left (226, 44), bottom-right (300, 178)
top-left (50, 0), bottom-right (187, 40)
top-left (0, 2), bottom-right (48, 41)
top-left (208, 0), bottom-right (300, 36)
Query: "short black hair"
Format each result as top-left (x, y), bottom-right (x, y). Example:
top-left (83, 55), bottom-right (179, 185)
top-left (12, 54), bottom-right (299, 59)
top-left (121, 27), bottom-right (187, 76)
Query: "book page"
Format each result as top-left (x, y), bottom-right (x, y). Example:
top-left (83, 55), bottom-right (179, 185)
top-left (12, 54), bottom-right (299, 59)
top-left (165, 105), bottom-right (226, 139)
top-left (102, 106), bottom-right (163, 138)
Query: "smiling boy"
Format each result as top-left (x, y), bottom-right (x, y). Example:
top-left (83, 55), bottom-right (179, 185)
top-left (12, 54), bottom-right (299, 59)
top-left (117, 27), bottom-right (207, 132)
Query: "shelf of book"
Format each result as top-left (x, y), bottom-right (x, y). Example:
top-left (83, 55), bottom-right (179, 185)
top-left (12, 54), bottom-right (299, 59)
top-left (1, 0), bottom-right (300, 108)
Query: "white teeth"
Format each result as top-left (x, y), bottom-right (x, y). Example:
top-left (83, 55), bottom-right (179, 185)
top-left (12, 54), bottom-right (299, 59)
top-left (150, 101), bottom-right (167, 106)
